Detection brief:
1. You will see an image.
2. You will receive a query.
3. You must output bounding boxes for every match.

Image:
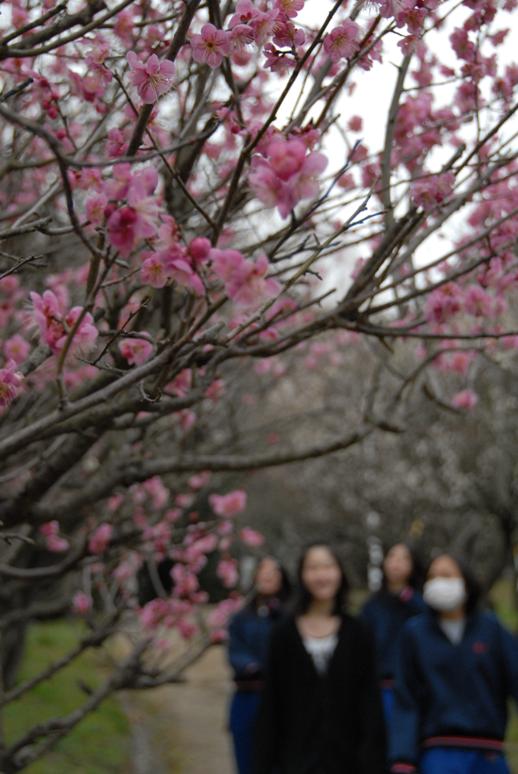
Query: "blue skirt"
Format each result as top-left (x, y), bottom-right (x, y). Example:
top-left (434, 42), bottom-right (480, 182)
top-left (420, 747), bottom-right (510, 774)
top-left (229, 691), bottom-right (262, 774)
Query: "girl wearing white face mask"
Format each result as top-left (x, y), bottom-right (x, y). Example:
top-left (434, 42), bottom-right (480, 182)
top-left (389, 553), bottom-right (518, 774)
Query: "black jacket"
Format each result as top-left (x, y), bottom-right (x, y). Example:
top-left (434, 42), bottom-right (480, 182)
top-left (254, 613), bottom-right (386, 774)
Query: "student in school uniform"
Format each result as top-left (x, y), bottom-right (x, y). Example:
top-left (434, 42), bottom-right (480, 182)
top-left (254, 542), bottom-right (386, 774)
top-left (227, 556), bottom-right (291, 774)
top-left (361, 543), bottom-right (425, 722)
top-left (389, 553), bottom-right (518, 774)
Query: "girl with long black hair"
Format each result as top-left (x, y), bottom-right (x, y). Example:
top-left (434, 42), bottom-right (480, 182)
top-left (227, 556), bottom-right (291, 774)
top-left (254, 542), bottom-right (385, 774)
top-left (389, 553), bottom-right (518, 774)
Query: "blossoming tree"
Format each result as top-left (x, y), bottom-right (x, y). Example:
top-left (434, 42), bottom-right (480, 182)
top-left (0, 0), bottom-right (517, 767)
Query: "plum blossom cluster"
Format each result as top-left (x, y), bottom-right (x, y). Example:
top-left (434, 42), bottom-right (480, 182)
top-left (67, 477), bottom-right (262, 640)
top-left (30, 290), bottom-right (98, 355)
top-left (140, 235), bottom-right (210, 296)
top-left (188, 0), bottom-right (313, 73)
top-left (210, 249), bottom-right (280, 308)
top-left (86, 165), bottom-right (159, 258)
top-left (249, 135), bottom-right (328, 218)
top-left (411, 172), bottom-right (455, 211)
top-left (377, 0), bottom-right (441, 36)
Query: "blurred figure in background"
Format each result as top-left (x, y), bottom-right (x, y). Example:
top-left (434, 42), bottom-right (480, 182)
top-left (389, 553), bottom-right (518, 774)
top-left (227, 556), bottom-right (291, 774)
top-left (254, 542), bottom-right (385, 774)
top-left (361, 543), bottom-right (425, 724)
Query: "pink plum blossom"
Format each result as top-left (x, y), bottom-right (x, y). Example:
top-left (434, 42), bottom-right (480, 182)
top-left (249, 136), bottom-right (328, 218)
top-left (211, 249), bottom-right (279, 308)
top-left (188, 237), bottom-right (212, 266)
top-left (140, 252), bottom-right (169, 288)
top-left (127, 52), bottom-right (175, 103)
top-left (217, 557), bottom-right (239, 588)
top-left (171, 563), bottom-right (200, 596)
top-left (323, 20), bottom-right (361, 62)
top-left (86, 192), bottom-right (108, 226)
top-left (190, 24), bottom-right (231, 68)
top-left (0, 360), bottom-right (23, 410)
top-left (88, 522), bottom-right (113, 555)
top-left (411, 172), bottom-right (455, 210)
top-left (4, 335), bottom-right (30, 365)
top-left (141, 248), bottom-right (204, 295)
top-left (142, 476), bottom-right (169, 508)
top-left (72, 591), bottom-right (93, 615)
top-left (107, 206), bottom-right (140, 256)
top-left (425, 283), bottom-right (462, 325)
top-left (209, 490), bottom-right (247, 517)
top-left (452, 389), bottom-right (478, 410)
top-left (30, 291), bottom-right (98, 354)
top-left (40, 521), bottom-right (70, 553)
top-left (119, 337), bottom-right (154, 366)
top-left (275, 0), bottom-right (304, 18)
top-left (189, 472), bottom-right (211, 490)
top-left (240, 527), bottom-right (265, 547)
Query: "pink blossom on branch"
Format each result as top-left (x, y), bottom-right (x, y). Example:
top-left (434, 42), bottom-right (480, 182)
top-left (127, 52), bottom-right (175, 103)
top-left (0, 360), bottom-right (23, 410)
top-left (88, 523), bottom-right (113, 555)
top-left (190, 24), bottom-right (231, 68)
top-left (30, 291), bottom-right (98, 355)
top-left (249, 136), bottom-right (328, 218)
top-left (217, 557), bottom-right (239, 588)
top-left (4, 334), bottom-right (30, 365)
top-left (452, 389), bottom-right (478, 410)
top-left (323, 20), bottom-right (361, 62)
top-left (119, 337), bottom-right (154, 366)
top-left (240, 527), bottom-right (265, 547)
top-left (40, 521), bottom-right (70, 553)
top-left (411, 172), bottom-right (455, 210)
top-left (72, 591), bottom-right (93, 615)
top-left (141, 248), bottom-right (205, 294)
top-left (210, 249), bottom-right (280, 308)
top-left (209, 490), bottom-right (247, 517)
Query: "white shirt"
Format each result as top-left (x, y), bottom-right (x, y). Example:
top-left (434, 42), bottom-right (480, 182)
top-left (303, 633), bottom-right (338, 674)
top-left (439, 618), bottom-right (466, 645)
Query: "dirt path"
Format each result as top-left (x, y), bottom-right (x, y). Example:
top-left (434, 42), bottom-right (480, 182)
top-left (125, 645), bottom-right (235, 774)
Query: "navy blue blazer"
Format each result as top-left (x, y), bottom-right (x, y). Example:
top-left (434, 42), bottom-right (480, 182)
top-left (389, 610), bottom-right (518, 770)
top-left (361, 588), bottom-right (426, 681)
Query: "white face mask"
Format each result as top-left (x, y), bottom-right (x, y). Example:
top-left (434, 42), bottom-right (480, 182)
top-left (423, 577), bottom-right (466, 612)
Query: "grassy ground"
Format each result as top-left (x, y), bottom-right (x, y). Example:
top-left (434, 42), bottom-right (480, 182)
top-left (5, 620), bottom-right (131, 774)
top-left (490, 579), bottom-right (518, 771)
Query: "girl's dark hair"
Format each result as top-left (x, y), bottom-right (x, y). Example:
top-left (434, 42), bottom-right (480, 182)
top-left (248, 556), bottom-right (292, 611)
top-left (294, 542), bottom-right (349, 616)
top-left (426, 553), bottom-right (481, 615)
top-left (381, 542), bottom-right (424, 592)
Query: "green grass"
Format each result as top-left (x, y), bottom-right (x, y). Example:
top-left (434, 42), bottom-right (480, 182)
top-left (5, 620), bottom-right (131, 773)
top-left (490, 579), bottom-right (518, 771)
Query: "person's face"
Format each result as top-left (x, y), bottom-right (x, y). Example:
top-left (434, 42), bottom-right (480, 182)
top-left (427, 554), bottom-right (463, 582)
top-left (255, 558), bottom-right (282, 596)
top-left (301, 546), bottom-right (342, 604)
top-left (384, 544), bottom-right (413, 587)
